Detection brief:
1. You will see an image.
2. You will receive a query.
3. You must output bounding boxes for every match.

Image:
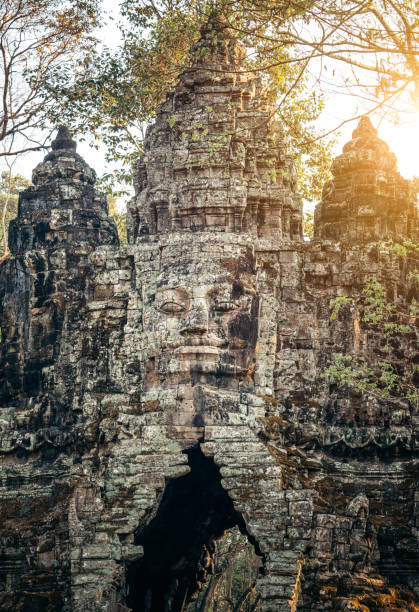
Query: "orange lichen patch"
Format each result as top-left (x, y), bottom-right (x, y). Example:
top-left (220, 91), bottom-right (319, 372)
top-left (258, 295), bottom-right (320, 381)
top-left (265, 445), bottom-right (303, 490)
top-left (219, 257), bottom-right (239, 273)
top-left (289, 555), bottom-right (305, 612)
top-left (364, 577), bottom-right (389, 591)
top-left (256, 394), bottom-right (278, 406)
top-left (358, 587), bottom-right (419, 612)
top-left (346, 599), bottom-right (370, 612)
top-left (243, 361), bottom-right (256, 379)
top-left (50, 294), bottom-right (67, 312)
top-left (142, 399), bottom-right (160, 412)
top-left (354, 310), bottom-right (361, 353)
top-left (259, 415), bottom-right (295, 438)
top-left (319, 585), bottom-right (338, 599)
top-left (313, 571), bottom-right (418, 612)
top-left (267, 445), bottom-right (298, 468)
top-left (263, 414), bottom-right (288, 426)
top-left (289, 399), bottom-right (321, 407)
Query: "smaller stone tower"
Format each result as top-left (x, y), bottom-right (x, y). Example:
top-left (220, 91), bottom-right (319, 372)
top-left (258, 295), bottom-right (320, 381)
top-left (0, 126), bottom-right (118, 404)
top-left (315, 117), bottom-right (418, 242)
top-left (9, 126), bottom-right (118, 255)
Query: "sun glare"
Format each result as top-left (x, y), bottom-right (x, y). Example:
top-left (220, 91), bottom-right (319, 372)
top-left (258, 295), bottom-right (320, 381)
top-left (378, 116), bottom-right (419, 180)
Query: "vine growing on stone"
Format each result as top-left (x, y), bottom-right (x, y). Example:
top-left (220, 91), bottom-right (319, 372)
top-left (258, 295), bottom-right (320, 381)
top-left (324, 240), bottom-right (418, 407)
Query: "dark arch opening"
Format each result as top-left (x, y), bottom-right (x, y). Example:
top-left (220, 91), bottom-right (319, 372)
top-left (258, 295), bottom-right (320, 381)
top-left (125, 445), bottom-right (261, 612)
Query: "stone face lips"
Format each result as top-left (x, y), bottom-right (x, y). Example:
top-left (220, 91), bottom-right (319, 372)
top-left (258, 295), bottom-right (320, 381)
top-left (0, 17), bottom-right (418, 612)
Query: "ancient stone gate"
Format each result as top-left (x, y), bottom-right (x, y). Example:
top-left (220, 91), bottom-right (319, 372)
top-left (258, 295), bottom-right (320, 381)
top-left (0, 16), bottom-right (418, 612)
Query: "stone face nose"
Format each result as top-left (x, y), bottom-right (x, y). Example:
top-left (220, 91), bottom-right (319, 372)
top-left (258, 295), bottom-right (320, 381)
top-left (180, 299), bottom-right (209, 336)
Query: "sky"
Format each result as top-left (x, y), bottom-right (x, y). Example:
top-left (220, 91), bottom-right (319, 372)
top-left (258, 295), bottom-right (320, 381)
top-left (9, 1), bottom-right (419, 209)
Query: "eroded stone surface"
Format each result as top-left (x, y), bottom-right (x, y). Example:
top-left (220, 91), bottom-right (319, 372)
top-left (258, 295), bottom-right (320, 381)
top-left (0, 16), bottom-right (417, 612)
top-left (314, 117), bottom-right (418, 243)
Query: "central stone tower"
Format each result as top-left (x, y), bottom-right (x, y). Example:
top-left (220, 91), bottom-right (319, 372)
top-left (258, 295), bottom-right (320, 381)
top-left (127, 14), bottom-right (302, 241)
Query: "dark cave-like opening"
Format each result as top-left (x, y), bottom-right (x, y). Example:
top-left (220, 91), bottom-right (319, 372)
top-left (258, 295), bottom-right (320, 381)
top-left (125, 446), bottom-right (259, 612)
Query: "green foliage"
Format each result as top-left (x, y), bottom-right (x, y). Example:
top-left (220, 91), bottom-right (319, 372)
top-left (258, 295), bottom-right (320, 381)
top-left (95, 176), bottom-right (128, 245)
top-left (329, 268), bottom-right (417, 337)
top-left (297, 138), bottom-right (335, 202)
top-left (107, 195), bottom-right (128, 246)
top-left (36, 0), bottom-right (419, 195)
top-left (323, 354), bottom-right (418, 406)
top-left (39, 0), bottom-right (335, 195)
top-left (381, 240), bottom-right (419, 290)
top-left (325, 251), bottom-right (418, 407)
top-left (167, 114), bottom-right (177, 129)
top-left (362, 276), bottom-right (414, 340)
top-left (362, 276), bottom-right (393, 326)
top-left (0, 171), bottom-right (31, 261)
top-left (302, 210), bottom-right (314, 240)
top-left (329, 295), bottom-right (353, 321)
top-left (380, 238), bottom-right (419, 258)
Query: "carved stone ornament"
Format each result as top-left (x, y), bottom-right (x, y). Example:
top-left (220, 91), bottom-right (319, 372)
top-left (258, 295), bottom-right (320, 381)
top-left (0, 14), bottom-right (417, 612)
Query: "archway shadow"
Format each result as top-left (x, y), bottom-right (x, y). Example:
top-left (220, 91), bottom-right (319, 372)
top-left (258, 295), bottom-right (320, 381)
top-left (125, 446), bottom-right (261, 612)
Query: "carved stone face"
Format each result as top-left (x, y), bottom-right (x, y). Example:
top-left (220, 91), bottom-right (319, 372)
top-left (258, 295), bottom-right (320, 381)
top-left (140, 241), bottom-right (259, 389)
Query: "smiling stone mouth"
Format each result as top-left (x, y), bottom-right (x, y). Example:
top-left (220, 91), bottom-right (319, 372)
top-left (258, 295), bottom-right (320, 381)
top-left (174, 346), bottom-right (221, 355)
top-left (167, 335), bottom-right (227, 350)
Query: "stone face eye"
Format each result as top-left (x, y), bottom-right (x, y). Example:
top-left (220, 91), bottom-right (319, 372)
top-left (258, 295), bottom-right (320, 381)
top-left (160, 301), bottom-right (185, 314)
top-left (213, 301), bottom-right (238, 312)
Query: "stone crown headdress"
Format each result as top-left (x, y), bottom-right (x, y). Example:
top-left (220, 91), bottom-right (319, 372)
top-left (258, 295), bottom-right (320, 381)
top-left (127, 14), bottom-right (303, 244)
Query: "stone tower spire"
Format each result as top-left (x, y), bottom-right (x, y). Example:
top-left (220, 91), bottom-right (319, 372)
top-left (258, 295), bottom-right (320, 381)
top-left (50, 125), bottom-right (77, 151)
top-left (1, 127), bottom-right (119, 403)
top-left (314, 116), bottom-right (418, 242)
top-left (188, 10), bottom-right (245, 68)
top-left (8, 126), bottom-right (118, 254)
top-left (127, 16), bottom-right (302, 242)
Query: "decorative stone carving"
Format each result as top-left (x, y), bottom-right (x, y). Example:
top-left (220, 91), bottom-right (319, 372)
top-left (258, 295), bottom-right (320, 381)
top-left (314, 116), bottom-right (418, 243)
top-left (0, 14), bottom-right (417, 612)
top-left (127, 15), bottom-right (302, 242)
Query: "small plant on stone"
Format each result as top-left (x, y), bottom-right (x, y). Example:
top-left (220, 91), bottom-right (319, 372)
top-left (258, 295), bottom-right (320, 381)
top-left (324, 242), bottom-right (418, 407)
top-left (168, 114), bottom-right (177, 129)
